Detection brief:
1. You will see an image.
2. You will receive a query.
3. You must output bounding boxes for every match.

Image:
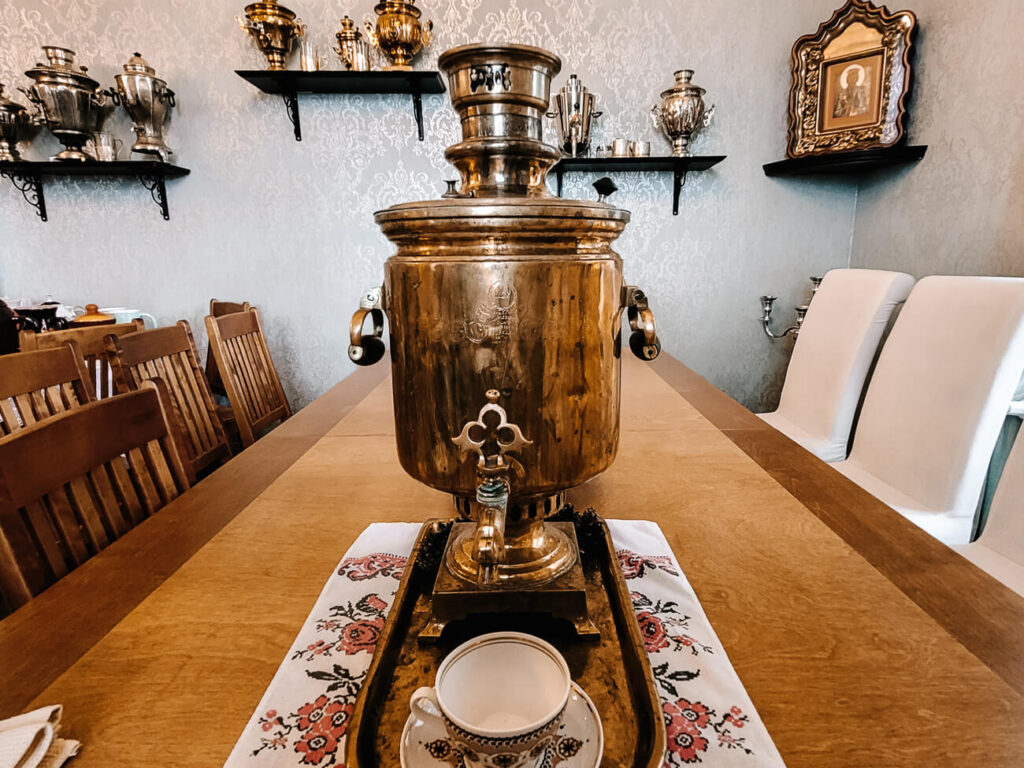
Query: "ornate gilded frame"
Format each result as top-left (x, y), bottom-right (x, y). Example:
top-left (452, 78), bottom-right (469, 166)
top-left (786, 0), bottom-right (916, 158)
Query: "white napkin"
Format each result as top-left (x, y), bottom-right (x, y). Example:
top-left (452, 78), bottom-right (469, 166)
top-left (0, 706), bottom-right (80, 768)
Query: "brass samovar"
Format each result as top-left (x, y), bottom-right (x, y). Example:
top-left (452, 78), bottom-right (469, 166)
top-left (348, 43), bottom-right (661, 636)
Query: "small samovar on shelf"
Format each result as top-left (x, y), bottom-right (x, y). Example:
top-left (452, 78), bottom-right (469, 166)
top-left (651, 69), bottom-right (715, 157)
top-left (21, 47), bottom-right (111, 162)
top-left (347, 43), bottom-right (662, 640)
top-left (0, 83), bottom-right (36, 162)
top-left (364, 0), bottom-right (432, 71)
top-left (334, 16), bottom-right (373, 71)
top-left (236, 0), bottom-right (305, 71)
top-left (547, 74), bottom-right (602, 157)
top-left (113, 53), bottom-right (176, 161)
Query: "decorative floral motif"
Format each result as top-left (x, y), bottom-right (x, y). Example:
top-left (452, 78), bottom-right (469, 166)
top-left (337, 552), bottom-right (407, 581)
top-left (617, 549), bottom-right (680, 580)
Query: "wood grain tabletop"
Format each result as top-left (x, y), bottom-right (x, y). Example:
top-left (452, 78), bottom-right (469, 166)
top-left (1, 355), bottom-right (1022, 767)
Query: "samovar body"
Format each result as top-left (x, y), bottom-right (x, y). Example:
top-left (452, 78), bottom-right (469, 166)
top-left (22, 47), bottom-right (109, 162)
top-left (236, 0), bottom-right (305, 71)
top-left (114, 53), bottom-right (176, 161)
top-left (0, 83), bottom-right (35, 162)
top-left (349, 44), bottom-right (660, 591)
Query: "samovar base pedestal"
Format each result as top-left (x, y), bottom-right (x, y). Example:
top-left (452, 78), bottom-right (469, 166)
top-left (419, 521), bottom-right (598, 644)
top-left (382, 64), bottom-right (413, 71)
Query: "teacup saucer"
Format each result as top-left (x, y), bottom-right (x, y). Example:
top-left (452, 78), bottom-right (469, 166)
top-left (400, 681), bottom-right (603, 768)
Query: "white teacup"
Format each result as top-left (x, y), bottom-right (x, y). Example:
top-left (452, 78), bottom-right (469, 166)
top-left (410, 632), bottom-right (571, 768)
top-left (99, 307), bottom-right (157, 328)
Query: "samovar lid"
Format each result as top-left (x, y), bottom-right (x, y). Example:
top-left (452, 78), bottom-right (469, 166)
top-left (122, 52), bottom-right (156, 75)
top-left (660, 69), bottom-right (705, 99)
top-left (244, 0), bottom-right (296, 19)
top-left (374, 0), bottom-right (422, 17)
top-left (336, 16), bottom-right (361, 41)
top-left (25, 46), bottom-right (100, 90)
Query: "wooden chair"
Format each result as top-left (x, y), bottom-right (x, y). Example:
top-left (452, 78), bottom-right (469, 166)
top-left (0, 382), bottom-right (192, 611)
top-left (0, 344), bottom-right (94, 435)
top-left (106, 321), bottom-right (232, 477)
top-left (19, 321), bottom-right (144, 399)
top-left (205, 299), bottom-right (251, 399)
top-left (205, 308), bottom-right (291, 447)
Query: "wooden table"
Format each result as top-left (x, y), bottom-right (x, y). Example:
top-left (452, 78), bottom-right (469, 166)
top-left (2, 356), bottom-right (1023, 766)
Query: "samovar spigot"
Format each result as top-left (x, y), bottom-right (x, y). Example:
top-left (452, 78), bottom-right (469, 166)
top-left (452, 389), bottom-right (532, 585)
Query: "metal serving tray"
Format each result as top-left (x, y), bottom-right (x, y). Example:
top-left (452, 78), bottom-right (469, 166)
top-left (346, 510), bottom-right (667, 767)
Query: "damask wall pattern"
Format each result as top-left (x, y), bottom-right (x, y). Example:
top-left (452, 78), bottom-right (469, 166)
top-left (0, 0), bottom-right (857, 411)
top-left (851, 0), bottom-right (1024, 278)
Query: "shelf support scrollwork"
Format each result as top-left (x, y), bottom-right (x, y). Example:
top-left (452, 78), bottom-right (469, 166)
top-left (138, 174), bottom-right (170, 220)
top-left (282, 91), bottom-right (301, 141)
top-left (0, 168), bottom-right (47, 222)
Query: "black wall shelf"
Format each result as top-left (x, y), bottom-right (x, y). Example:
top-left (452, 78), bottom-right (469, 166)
top-left (236, 70), bottom-right (446, 142)
top-left (762, 145), bottom-right (927, 177)
top-left (550, 155), bottom-right (726, 215)
top-left (0, 161), bottom-right (190, 222)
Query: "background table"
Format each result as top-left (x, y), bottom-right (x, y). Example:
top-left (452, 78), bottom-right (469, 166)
top-left (1, 355), bottom-right (1022, 766)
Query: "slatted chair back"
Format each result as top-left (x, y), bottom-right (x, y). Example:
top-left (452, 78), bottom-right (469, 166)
top-left (19, 321), bottom-right (145, 399)
top-left (0, 344), bottom-right (94, 435)
top-left (205, 299), bottom-right (251, 399)
top-left (205, 308), bottom-right (290, 447)
top-left (106, 321), bottom-right (231, 477)
top-left (0, 382), bottom-right (192, 611)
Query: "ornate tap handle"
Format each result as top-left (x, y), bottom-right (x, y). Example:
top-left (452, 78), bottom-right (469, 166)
top-left (348, 286), bottom-right (387, 366)
top-left (649, 104), bottom-right (662, 132)
top-left (451, 389), bottom-right (532, 475)
top-left (702, 104), bottom-right (716, 130)
top-left (421, 19), bottom-right (433, 49)
top-left (364, 21), bottom-right (380, 51)
top-left (624, 285), bottom-right (661, 360)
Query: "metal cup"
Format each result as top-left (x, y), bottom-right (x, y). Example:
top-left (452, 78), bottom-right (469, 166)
top-left (611, 138), bottom-right (630, 157)
top-left (89, 131), bottom-right (123, 161)
top-left (629, 140), bottom-right (650, 157)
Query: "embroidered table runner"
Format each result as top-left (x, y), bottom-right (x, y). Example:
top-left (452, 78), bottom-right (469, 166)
top-left (225, 521), bottom-right (786, 767)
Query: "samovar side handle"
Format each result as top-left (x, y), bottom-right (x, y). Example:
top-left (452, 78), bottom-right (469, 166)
top-left (348, 285), bottom-right (386, 366)
top-left (624, 285), bottom-right (661, 361)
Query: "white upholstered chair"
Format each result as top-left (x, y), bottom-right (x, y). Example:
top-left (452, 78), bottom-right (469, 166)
top-left (759, 269), bottom-right (914, 461)
top-left (834, 276), bottom-right (1024, 545)
top-left (955, 429), bottom-right (1024, 595)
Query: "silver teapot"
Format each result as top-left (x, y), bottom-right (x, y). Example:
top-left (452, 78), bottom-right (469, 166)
top-left (21, 46), bottom-right (111, 162)
top-left (650, 69), bottom-right (714, 157)
top-left (0, 83), bottom-right (37, 162)
top-left (113, 52), bottom-right (176, 161)
top-left (546, 74), bottom-right (602, 157)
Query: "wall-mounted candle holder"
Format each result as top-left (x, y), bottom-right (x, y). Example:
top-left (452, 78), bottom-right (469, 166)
top-left (760, 276), bottom-right (821, 340)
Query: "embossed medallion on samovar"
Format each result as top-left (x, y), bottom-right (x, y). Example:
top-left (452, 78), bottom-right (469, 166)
top-left (547, 74), bottom-right (602, 157)
top-left (0, 83), bottom-right (36, 162)
top-left (21, 47), bottom-right (111, 162)
top-left (236, 0), bottom-right (305, 71)
top-left (650, 69), bottom-right (715, 157)
top-left (347, 43), bottom-right (662, 638)
top-left (365, 0), bottom-right (432, 71)
top-left (113, 53), bottom-right (176, 162)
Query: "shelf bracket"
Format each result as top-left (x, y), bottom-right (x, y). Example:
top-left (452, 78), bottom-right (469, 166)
top-left (138, 174), bottom-right (171, 220)
top-left (556, 168), bottom-right (564, 197)
top-left (673, 168), bottom-right (687, 216)
top-left (283, 91), bottom-right (301, 141)
top-left (0, 168), bottom-right (47, 222)
top-left (411, 89), bottom-right (425, 142)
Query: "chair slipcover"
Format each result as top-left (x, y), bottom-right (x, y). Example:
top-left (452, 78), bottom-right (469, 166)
top-left (955, 428), bottom-right (1024, 596)
top-left (834, 276), bottom-right (1024, 545)
top-left (760, 269), bottom-right (914, 461)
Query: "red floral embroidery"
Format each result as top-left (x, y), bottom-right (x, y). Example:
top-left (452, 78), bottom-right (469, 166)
top-left (617, 549), bottom-right (679, 579)
top-left (292, 698), bottom-right (353, 765)
top-left (296, 695), bottom-right (332, 731)
top-left (337, 552), bottom-right (406, 581)
top-left (664, 699), bottom-right (710, 764)
top-left (635, 611), bottom-right (669, 652)
top-left (337, 616), bottom-right (385, 655)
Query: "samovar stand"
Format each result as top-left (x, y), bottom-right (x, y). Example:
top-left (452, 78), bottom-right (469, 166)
top-left (419, 491), bottom-right (599, 644)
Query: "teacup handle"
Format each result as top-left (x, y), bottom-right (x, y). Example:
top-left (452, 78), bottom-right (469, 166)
top-left (410, 687), bottom-right (443, 725)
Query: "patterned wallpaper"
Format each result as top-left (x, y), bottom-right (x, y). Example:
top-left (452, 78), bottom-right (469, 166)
top-left (0, 0), bottom-right (857, 411)
top-left (851, 0), bottom-right (1024, 278)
